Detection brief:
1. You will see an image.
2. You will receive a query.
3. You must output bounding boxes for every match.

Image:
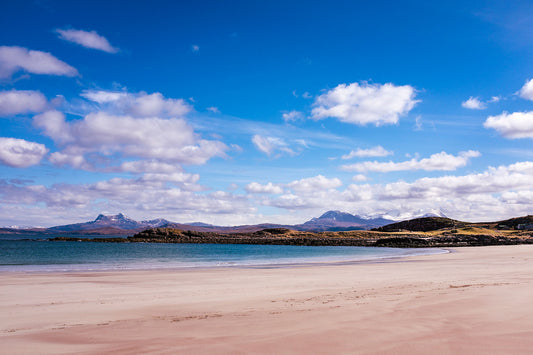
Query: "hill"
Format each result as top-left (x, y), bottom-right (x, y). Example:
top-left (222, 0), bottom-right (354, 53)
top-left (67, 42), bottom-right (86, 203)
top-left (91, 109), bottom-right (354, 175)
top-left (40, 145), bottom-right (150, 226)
top-left (374, 215), bottom-right (533, 233)
top-left (373, 217), bottom-right (466, 232)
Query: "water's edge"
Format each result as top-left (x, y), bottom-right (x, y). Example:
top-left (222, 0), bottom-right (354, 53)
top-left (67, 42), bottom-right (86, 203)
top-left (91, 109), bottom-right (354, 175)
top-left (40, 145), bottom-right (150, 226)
top-left (0, 239), bottom-right (448, 273)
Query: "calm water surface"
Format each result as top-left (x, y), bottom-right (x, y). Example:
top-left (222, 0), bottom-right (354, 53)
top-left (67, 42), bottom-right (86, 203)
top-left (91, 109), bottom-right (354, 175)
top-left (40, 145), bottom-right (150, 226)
top-left (0, 234), bottom-right (447, 272)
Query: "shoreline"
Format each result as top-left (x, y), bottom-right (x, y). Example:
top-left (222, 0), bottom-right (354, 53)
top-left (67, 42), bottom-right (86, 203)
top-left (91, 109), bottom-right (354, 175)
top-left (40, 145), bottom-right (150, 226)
top-left (2, 245), bottom-right (533, 354)
top-left (0, 250), bottom-right (450, 275)
top-left (0, 243), bottom-right (449, 274)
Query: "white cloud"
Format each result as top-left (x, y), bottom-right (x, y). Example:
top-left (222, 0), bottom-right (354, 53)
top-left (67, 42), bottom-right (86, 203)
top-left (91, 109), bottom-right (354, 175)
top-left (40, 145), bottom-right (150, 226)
top-left (245, 182), bottom-right (284, 194)
top-left (0, 46), bottom-right (78, 79)
top-left (501, 190), bottom-right (533, 204)
top-left (282, 110), bottom-right (303, 122)
top-left (484, 111), bottom-right (533, 139)
top-left (251, 134), bottom-right (296, 156)
top-left (56, 29), bottom-right (119, 53)
top-left (34, 110), bottom-right (227, 169)
top-left (461, 96), bottom-right (486, 109)
top-left (257, 161), bottom-right (533, 222)
top-left (0, 173), bottom-right (253, 225)
top-left (287, 175), bottom-right (342, 192)
top-left (371, 162), bottom-right (533, 201)
top-left (140, 171), bottom-right (201, 189)
top-left (81, 90), bottom-right (192, 118)
top-left (32, 90), bottom-right (223, 173)
top-left (519, 79), bottom-right (533, 100)
top-left (192, 45), bottom-right (200, 52)
top-left (0, 137), bottom-right (48, 168)
top-left (131, 93), bottom-right (190, 117)
top-left (352, 174), bottom-right (368, 182)
top-left (341, 146), bottom-right (393, 159)
top-left (341, 151), bottom-right (481, 173)
top-left (0, 90), bottom-right (47, 116)
top-left (245, 175), bottom-right (342, 197)
top-left (48, 151), bottom-right (91, 170)
top-left (4, 158), bottom-right (533, 225)
top-left (311, 81), bottom-right (418, 126)
top-left (32, 110), bottom-right (71, 143)
top-left (207, 106), bottom-right (220, 113)
top-left (81, 90), bottom-right (128, 103)
top-left (119, 160), bottom-right (183, 174)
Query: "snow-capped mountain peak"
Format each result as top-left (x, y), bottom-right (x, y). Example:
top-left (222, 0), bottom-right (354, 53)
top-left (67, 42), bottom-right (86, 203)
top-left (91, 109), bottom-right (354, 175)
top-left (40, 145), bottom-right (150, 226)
top-left (379, 208), bottom-right (448, 221)
top-left (49, 213), bottom-right (171, 232)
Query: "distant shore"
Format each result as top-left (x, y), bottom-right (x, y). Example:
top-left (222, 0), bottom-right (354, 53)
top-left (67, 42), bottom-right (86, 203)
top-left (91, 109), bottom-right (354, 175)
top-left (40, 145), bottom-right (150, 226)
top-left (50, 226), bottom-right (533, 248)
top-left (2, 245), bottom-right (533, 354)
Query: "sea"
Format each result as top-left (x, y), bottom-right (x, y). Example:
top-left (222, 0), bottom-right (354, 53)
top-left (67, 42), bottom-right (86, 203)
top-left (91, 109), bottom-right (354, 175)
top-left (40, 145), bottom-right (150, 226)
top-left (0, 234), bottom-right (447, 272)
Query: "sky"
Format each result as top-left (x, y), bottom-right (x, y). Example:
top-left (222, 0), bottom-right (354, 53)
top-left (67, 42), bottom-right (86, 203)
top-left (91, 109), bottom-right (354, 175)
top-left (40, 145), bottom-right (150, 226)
top-left (1, 0), bottom-right (533, 227)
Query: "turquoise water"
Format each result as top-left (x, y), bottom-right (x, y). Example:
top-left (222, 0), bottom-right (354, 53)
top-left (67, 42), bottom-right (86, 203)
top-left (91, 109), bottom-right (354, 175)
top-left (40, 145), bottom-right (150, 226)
top-left (0, 236), bottom-right (447, 272)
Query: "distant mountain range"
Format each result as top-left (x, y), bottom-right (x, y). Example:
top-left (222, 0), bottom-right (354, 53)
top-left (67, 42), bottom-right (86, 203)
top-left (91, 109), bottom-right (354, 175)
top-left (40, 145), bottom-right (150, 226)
top-left (293, 210), bottom-right (394, 231)
top-left (0, 210), bottom-right (448, 236)
top-left (48, 213), bottom-right (170, 232)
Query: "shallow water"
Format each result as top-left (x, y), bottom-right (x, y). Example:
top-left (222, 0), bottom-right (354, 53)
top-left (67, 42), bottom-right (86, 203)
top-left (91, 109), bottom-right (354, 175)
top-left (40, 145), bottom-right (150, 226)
top-left (0, 236), bottom-right (447, 272)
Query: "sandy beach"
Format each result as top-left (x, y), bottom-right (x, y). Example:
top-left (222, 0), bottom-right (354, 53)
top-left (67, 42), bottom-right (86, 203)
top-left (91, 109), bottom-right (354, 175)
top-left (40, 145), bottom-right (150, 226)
top-left (2, 245), bottom-right (533, 354)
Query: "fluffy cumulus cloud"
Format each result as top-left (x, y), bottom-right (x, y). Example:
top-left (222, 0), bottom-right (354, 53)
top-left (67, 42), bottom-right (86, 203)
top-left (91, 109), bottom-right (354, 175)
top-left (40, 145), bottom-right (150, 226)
top-left (287, 175), bottom-right (342, 192)
top-left (0, 90), bottom-right (47, 116)
top-left (519, 79), bottom-right (533, 101)
top-left (0, 173), bottom-right (254, 226)
top-left (368, 162), bottom-right (533, 202)
top-left (252, 161), bottom-right (533, 222)
top-left (484, 111), bottom-right (533, 139)
top-left (28, 90), bottom-right (223, 172)
top-left (501, 190), bottom-right (533, 204)
top-left (246, 175), bottom-right (342, 196)
top-left (461, 96), bottom-right (486, 109)
top-left (341, 151), bottom-right (480, 173)
top-left (0, 137), bottom-right (48, 168)
top-left (311, 82), bottom-right (418, 126)
top-left (81, 90), bottom-right (191, 118)
top-left (34, 110), bottom-right (227, 170)
top-left (0, 46), bottom-right (78, 79)
top-left (342, 146), bottom-right (393, 159)
top-left (56, 29), bottom-right (119, 53)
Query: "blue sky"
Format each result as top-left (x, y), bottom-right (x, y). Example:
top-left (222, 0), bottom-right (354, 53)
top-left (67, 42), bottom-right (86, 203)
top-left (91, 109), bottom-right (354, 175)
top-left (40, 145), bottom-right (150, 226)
top-left (1, 0), bottom-right (533, 227)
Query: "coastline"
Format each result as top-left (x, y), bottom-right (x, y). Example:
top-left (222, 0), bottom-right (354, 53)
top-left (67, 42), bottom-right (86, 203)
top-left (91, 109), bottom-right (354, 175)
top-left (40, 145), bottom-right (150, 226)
top-left (0, 247), bottom-right (449, 274)
top-left (2, 245), bottom-right (533, 354)
top-left (0, 240), bottom-right (448, 273)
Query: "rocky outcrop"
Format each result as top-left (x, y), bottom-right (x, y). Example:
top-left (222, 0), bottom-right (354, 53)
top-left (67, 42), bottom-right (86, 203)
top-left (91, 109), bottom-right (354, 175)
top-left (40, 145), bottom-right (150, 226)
top-left (50, 227), bottom-right (533, 248)
top-left (373, 234), bottom-right (533, 247)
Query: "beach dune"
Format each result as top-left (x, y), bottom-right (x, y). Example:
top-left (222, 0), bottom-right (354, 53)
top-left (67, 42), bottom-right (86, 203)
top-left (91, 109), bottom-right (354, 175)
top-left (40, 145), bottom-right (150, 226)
top-left (2, 245), bottom-right (533, 354)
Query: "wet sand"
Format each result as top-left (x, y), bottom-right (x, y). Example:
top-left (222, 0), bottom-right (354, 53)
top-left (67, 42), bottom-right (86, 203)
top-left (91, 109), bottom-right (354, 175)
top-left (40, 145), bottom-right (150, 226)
top-left (2, 245), bottom-right (533, 354)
